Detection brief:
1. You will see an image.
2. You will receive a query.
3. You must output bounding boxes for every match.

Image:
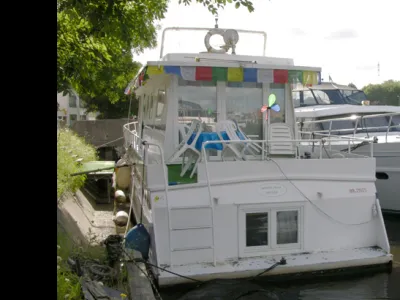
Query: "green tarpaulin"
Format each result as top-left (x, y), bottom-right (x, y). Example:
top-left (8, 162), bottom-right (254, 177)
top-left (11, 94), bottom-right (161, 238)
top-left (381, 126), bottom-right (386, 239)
top-left (81, 161), bottom-right (115, 175)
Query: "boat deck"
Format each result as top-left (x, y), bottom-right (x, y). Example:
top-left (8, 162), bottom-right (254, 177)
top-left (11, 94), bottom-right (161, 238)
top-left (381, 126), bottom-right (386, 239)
top-left (158, 247), bottom-right (392, 286)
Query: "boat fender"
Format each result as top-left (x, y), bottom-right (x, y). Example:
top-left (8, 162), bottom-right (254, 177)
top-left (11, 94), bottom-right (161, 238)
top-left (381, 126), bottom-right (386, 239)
top-left (125, 223), bottom-right (150, 260)
top-left (115, 162), bottom-right (131, 190)
top-left (113, 211), bottom-right (129, 227)
top-left (115, 190), bottom-right (127, 203)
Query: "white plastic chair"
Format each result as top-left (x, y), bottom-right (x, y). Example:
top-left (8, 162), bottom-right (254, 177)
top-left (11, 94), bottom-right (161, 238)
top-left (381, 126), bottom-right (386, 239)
top-left (232, 120), bottom-right (262, 156)
top-left (178, 123), bottom-right (190, 143)
top-left (268, 122), bottom-right (297, 156)
top-left (168, 120), bottom-right (203, 177)
top-left (216, 120), bottom-right (249, 160)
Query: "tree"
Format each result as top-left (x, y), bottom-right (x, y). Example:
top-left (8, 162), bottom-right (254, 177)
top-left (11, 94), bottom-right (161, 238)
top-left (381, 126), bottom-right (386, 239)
top-left (362, 80), bottom-right (400, 106)
top-left (83, 94), bottom-right (139, 119)
top-left (348, 83), bottom-right (357, 89)
top-left (57, 0), bottom-right (254, 104)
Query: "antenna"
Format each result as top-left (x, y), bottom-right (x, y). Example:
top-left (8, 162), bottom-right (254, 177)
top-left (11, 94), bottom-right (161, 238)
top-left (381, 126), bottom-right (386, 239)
top-left (377, 62), bottom-right (380, 78)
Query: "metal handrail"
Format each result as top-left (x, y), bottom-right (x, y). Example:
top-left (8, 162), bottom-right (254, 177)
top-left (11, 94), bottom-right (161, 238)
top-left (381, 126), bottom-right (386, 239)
top-left (123, 122), bottom-right (172, 265)
top-left (297, 112), bottom-right (400, 142)
top-left (201, 138), bottom-right (374, 160)
top-left (160, 27), bottom-right (268, 58)
top-left (298, 131), bottom-right (375, 153)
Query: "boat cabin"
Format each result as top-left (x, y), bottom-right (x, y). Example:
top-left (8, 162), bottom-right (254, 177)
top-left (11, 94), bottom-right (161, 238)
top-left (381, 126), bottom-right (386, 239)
top-left (292, 82), bottom-right (369, 107)
top-left (127, 52), bottom-right (321, 179)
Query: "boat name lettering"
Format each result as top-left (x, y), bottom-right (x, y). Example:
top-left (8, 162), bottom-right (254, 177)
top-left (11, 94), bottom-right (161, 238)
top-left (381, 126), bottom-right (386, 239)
top-left (258, 184), bottom-right (286, 197)
top-left (349, 188), bottom-right (367, 193)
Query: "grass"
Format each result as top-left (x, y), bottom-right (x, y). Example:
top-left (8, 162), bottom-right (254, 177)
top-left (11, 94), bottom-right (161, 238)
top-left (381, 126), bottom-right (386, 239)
top-left (57, 227), bottom-right (84, 300)
top-left (57, 128), bottom-right (101, 299)
top-left (57, 128), bottom-right (97, 199)
top-left (57, 226), bottom-right (112, 300)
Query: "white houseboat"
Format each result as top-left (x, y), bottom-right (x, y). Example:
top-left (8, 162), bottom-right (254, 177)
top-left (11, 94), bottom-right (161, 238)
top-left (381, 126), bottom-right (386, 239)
top-left (121, 27), bottom-right (393, 287)
top-left (293, 82), bottom-right (400, 213)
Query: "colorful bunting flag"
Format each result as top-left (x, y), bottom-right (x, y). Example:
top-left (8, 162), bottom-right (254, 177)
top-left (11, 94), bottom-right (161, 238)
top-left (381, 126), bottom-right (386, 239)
top-left (181, 66), bottom-right (196, 81)
top-left (212, 67), bottom-right (228, 82)
top-left (303, 71), bottom-right (319, 86)
top-left (146, 65), bottom-right (164, 76)
top-left (273, 69), bottom-right (288, 84)
top-left (127, 64), bottom-right (321, 92)
top-left (243, 68), bottom-right (257, 82)
top-left (257, 69), bottom-right (274, 83)
top-left (196, 67), bottom-right (213, 81)
top-left (227, 67), bottom-right (244, 82)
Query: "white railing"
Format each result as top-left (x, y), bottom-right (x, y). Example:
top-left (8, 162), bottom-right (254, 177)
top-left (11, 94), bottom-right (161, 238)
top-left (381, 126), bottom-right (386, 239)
top-left (200, 138), bottom-right (374, 162)
top-left (298, 131), bottom-right (377, 153)
top-left (159, 27), bottom-right (267, 58)
top-left (297, 112), bottom-right (400, 143)
top-left (123, 121), bottom-right (173, 265)
top-left (123, 121), bottom-right (142, 153)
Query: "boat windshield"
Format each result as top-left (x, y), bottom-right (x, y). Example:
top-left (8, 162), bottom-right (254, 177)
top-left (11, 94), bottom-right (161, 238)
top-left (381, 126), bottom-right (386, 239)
top-left (293, 88), bottom-right (368, 107)
top-left (316, 114), bottom-right (400, 134)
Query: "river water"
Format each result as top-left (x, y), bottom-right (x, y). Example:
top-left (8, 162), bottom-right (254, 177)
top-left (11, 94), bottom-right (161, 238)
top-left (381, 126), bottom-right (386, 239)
top-left (161, 214), bottom-right (400, 300)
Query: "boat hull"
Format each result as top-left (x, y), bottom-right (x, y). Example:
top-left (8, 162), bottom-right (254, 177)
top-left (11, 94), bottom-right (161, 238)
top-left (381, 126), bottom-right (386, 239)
top-left (157, 248), bottom-right (393, 287)
top-left (353, 142), bottom-right (400, 214)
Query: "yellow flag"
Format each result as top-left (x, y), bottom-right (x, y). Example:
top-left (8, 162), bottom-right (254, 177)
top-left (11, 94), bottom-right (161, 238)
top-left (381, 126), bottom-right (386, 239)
top-left (146, 66), bottom-right (164, 76)
top-left (303, 71), bottom-right (318, 85)
top-left (227, 68), bottom-right (244, 82)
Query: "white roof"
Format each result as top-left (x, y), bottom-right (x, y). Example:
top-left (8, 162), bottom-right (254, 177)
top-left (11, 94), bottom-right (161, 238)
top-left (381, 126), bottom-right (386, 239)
top-left (295, 104), bottom-right (400, 118)
top-left (161, 53), bottom-right (295, 67)
top-left (293, 82), bottom-right (358, 91)
top-left (146, 53), bottom-right (321, 71)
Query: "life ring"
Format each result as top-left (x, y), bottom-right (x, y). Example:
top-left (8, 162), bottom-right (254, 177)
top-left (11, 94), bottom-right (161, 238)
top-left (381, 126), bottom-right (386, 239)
top-left (204, 28), bottom-right (228, 53)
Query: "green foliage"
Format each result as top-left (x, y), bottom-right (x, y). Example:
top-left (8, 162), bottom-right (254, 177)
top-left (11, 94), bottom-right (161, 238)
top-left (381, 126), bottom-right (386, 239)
top-left (362, 80), bottom-right (400, 106)
top-left (57, 226), bottom-right (108, 300)
top-left (57, 228), bottom-right (82, 300)
top-left (179, 0), bottom-right (255, 14)
top-left (83, 94), bottom-right (139, 119)
top-left (348, 83), bottom-right (357, 89)
top-left (57, 129), bottom-right (97, 199)
top-left (57, 0), bottom-right (254, 110)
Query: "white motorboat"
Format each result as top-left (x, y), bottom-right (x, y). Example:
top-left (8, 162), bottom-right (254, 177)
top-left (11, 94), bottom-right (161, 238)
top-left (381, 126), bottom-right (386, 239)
top-left (293, 83), bottom-right (400, 213)
top-left (120, 27), bottom-right (393, 287)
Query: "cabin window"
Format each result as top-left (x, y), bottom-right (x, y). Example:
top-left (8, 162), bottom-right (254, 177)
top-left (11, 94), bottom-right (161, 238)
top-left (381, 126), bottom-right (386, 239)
top-left (276, 210), bottom-right (298, 245)
top-left (154, 89), bottom-right (166, 131)
top-left (391, 116), bottom-right (400, 132)
top-left (246, 212), bottom-right (269, 247)
top-left (148, 96), bottom-right (154, 119)
top-left (142, 95), bottom-right (148, 123)
top-left (177, 78), bottom-right (217, 131)
top-left (226, 82), bottom-right (263, 139)
top-left (292, 91), bottom-right (301, 108)
top-left (156, 90), bottom-right (165, 118)
top-left (312, 90), bottom-right (331, 105)
top-left (303, 91), bottom-right (317, 106)
top-left (269, 83), bottom-right (286, 123)
top-left (319, 117), bottom-right (355, 135)
top-left (239, 205), bottom-right (303, 257)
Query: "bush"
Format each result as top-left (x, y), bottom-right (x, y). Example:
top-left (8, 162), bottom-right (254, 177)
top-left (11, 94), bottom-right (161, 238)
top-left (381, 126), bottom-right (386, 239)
top-left (57, 128), bottom-right (97, 199)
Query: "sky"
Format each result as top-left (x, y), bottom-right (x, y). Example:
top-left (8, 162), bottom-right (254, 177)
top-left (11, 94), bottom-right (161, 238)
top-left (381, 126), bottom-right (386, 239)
top-left (134, 0), bottom-right (400, 89)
